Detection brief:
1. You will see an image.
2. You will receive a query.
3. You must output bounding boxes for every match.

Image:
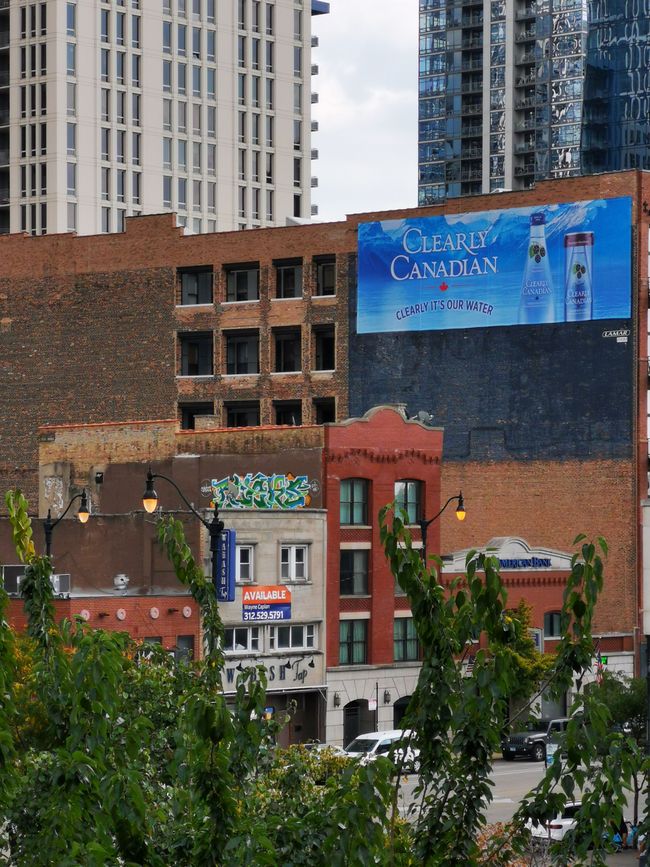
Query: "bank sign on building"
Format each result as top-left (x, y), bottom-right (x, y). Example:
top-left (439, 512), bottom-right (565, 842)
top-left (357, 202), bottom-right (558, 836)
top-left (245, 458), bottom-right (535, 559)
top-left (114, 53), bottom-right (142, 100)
top-left (357, 197), bottom-right (632, 332)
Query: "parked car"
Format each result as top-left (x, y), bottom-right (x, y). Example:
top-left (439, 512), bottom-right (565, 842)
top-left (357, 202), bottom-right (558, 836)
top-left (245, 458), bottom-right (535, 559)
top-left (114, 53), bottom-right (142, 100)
top-left (501, 717), bottom-right (570, 762)
top-left (525, 801), bottom-right (582, 842)
top-left (344, 729), bottom-right (419, 770)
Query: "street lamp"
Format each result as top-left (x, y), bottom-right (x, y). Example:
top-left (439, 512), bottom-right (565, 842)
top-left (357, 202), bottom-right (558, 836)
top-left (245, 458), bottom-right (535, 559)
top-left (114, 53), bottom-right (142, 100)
top-left (43, 490), bottom-right (90, 557)
top-left (419, 491), bottom-right (466, 562)
top-left (142, 467), bottom-right (224, 584)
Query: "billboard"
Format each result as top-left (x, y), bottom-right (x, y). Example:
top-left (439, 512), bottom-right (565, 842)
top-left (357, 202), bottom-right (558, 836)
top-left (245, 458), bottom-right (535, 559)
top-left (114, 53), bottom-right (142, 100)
top-left (356, 197), bottom-right (632, 333)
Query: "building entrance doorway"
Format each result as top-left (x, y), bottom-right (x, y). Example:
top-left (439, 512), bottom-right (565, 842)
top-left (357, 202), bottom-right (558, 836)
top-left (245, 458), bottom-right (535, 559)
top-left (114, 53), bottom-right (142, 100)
top-left (343, 699), bottom-right (374, 747)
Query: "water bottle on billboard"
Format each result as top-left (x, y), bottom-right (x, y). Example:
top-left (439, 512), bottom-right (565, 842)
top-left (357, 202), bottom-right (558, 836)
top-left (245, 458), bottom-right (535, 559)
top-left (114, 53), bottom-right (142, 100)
top-left (518, 212), bottom-right (554, 324)
top-left (564, 232), bottom-right (594, 321)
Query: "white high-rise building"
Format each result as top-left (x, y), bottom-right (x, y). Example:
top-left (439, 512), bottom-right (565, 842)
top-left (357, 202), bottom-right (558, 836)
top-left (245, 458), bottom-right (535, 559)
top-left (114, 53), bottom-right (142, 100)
top-left (0, 0), bottom-right (329, 236)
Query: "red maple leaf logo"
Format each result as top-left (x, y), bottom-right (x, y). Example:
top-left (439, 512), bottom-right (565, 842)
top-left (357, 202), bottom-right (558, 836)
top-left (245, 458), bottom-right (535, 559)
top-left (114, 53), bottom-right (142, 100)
top-left (439, 282), bottom-right (449, 292)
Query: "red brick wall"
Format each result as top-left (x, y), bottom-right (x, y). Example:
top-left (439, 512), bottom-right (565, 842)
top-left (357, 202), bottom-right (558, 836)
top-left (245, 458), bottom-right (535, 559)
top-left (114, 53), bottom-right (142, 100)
top-left (440, 459), bottom-right (636, 635)
top-left (6, 594), bottom-right (201, 652)
top-left (324, 407), bottom-right (443, 667)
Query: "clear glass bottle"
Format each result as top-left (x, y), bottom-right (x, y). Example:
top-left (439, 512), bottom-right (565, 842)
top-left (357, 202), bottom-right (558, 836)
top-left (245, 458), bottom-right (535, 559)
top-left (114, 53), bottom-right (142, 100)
top-left (564, 232), bottom-right (594, 321)
top-left (518, 212), bottom-right (555, 325)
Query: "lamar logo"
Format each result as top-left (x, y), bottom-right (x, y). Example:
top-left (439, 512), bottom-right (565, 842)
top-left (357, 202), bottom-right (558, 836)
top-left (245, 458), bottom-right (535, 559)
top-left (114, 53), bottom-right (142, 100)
top-left (602, 329), bottom-right (630, 339)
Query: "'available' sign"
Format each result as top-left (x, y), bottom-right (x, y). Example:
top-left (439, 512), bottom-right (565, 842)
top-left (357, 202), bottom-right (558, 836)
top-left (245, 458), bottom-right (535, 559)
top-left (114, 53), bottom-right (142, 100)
top-left (242, 585), bottom-right (291, 622)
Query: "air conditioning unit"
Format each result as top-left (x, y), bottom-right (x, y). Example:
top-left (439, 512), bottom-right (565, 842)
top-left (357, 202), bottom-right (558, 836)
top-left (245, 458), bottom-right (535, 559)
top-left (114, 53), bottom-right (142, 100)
top-left (311, 35), bottom-right (319, 47)
top-left (311, 120), bottom-right (319, 132)
top-left (310, 148), bottom-right (319, 160)
top-left (311, 92), bottom-right (319, 104)
top-left (51, 573), bottom-right (71, 595)
top-left (310, 204), bottom-right (319, 216)
top-left (311, 176), bottom-right (318, 188)
top-left (2, 565), bottom-right (24, 595)
top-left (311, 63), bottom-right (319, 75)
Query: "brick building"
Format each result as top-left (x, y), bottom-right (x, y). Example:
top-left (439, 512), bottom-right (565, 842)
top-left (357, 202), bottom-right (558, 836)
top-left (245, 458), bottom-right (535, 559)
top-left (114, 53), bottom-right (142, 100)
top-left (1, 408), bottom-right (444, 745)
top-left (0, 168), bottom-right (647, 697)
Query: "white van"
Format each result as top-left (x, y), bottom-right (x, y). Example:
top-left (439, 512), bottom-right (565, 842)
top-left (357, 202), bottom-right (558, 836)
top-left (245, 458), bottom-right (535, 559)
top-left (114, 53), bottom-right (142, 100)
top-left (344, 729), bottom-right (419, 769)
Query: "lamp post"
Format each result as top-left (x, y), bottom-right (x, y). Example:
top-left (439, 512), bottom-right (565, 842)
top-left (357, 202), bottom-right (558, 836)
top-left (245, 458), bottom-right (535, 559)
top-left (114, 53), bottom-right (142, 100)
top-left (419, 491), bottom-right (466, 562)
top-left (142, 467), bottom-right (224, 584)
top-left (43, 490), bottom-right (90, 557)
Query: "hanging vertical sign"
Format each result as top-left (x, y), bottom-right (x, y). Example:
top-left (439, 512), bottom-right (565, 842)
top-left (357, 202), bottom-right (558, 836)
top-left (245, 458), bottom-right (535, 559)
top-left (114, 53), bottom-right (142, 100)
top-left (215, 529), bottom-right (236, 602)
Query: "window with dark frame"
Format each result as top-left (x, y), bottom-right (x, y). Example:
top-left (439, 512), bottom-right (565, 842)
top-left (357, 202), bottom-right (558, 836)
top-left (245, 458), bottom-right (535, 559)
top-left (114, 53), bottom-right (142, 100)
top-left (394, 617), bottom-right (419, 662)
top-left (339, 619), bottom-right (368, 665)
top-left (274, 401), bottom-right (302, 426)
top-left (394, 479), bottom-right (422, 524)
top-left (544, 611), bottom-right (562, 638)
top-left (226, 331), bottom-right (259, 374)
top-left (274, 328), bottom-right (301, 372)
top-left (339, 549), bottom-right (369, 596)
top-left (340, 478), bottom-right (369, 525)
top-left (225, 263), bottom-right (259, 301)
top-left (315, 257), bottom-right (335, 296)
top-left (178, 332), bottom-right (213, 376)
top-left (179, 267), bottom-right (213, 305)
top-left (179, 402), bottom-right (213, 430)
top-left (225, 401), bottom-right (260, 428)
top-left (314, 325), bottom-right (335, 370)
top-left (313, 397), bottom-right (335, 423)
top-left (275, 260), bottom-right (302, 298)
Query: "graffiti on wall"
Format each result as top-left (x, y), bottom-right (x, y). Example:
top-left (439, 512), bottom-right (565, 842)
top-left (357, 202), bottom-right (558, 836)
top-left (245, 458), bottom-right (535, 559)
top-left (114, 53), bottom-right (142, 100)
top-left (209, 473), bottom-right (319, 510)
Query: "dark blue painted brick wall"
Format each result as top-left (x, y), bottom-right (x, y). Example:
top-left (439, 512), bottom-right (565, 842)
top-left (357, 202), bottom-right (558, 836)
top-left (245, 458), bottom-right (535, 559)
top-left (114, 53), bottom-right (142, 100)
top-left (347, 275), bottom-right (633, 461)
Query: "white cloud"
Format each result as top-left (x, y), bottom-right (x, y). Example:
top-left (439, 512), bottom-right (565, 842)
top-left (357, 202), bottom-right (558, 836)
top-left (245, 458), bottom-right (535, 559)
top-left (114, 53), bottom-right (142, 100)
top-left (311, 1), bottom-right (418, 222)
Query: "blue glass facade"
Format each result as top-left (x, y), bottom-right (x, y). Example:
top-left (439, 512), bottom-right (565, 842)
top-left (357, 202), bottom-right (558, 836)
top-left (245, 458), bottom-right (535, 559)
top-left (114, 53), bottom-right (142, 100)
top-left (582, 0), bottom-right (650, 173)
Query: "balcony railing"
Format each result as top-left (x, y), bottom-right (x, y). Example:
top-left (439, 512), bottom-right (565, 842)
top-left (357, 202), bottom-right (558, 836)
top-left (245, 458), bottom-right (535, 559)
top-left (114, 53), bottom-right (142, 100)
top-left (515, 119), bottom-right (537, 131)
top-left (461, 168), bottom-right (482, 181)
top-left (515, 27), bottom-right (536, 41)
top-left (514, 163), bottom-right (535, 176)
top-left (461, 123), bottom-right (482, 137)
top-left (461, 103), bottom-right (482, 115)
top-left (461, 58), bottom-right (483, 71)
top-left (0, 148), bottom-right (9, 165)
top-left (517, 51), bottom-right (536, 64)
top-left (0, 188), bottom-right (8, 204)
top-left (461, 146), bottom-right (482, 159)
top-left (461, 79), bottom-right (482, 92)
top-left (515, 5), bottom-right (537, 18)
top-left (0, 71), bottom-right (8, 87)
top-left (516, 73), bottom-right (537, 86)
top-left (515, 141), bottom-right (535, 153)
top-left (0, 110), bottom-right (8, 125)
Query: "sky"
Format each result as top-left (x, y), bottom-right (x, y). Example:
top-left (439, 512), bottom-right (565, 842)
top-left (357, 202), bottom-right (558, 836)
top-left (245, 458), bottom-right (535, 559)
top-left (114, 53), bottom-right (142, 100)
top-left (310, 2), bottom-right (418, 223)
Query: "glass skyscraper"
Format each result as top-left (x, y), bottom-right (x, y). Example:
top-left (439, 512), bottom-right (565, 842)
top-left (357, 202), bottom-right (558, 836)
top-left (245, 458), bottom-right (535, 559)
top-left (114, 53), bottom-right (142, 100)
top-left (418, 0), bottom-right (643, 203)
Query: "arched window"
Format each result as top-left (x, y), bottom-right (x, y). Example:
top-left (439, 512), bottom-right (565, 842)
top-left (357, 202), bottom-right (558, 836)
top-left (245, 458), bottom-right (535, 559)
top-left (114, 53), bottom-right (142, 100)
top-left (340, 478), bottom-right (369, 525)
top-left (394, 479), bottom-right (423, 524)
top-left (543, 611), bottom-right (562, 638)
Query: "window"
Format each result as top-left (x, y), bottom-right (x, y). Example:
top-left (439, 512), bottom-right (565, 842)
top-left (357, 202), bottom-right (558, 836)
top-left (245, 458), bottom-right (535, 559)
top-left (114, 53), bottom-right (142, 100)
top-left (314, 397), bottom-right (335, 424)
top-left (207, 30), bottom-right (215, 60)
top-left (66, 162), bottom-right (76, 195)
top-left (163, 98), bottom-right (172, 130)
top-left (162, 139), bottom-right (172, 171)
top-left (116, 169), bottom-right (125, 203)
top-left (226, 265), bottom-right (259, 302)
top-left (266, 114), bottom-right (273, 146)
top-left (207, 67), bottom-right (215, 99)
top-left (178, 332), bottom-right (213, 376)
top-left (192, 141), bottom-right (201, 171)
top-left (132, 172), bottom-right (141, 204)
top-left (67, 202), bottom-right (76, 231)
top-left (179, 268), bottom-right (212, 306)
top-left (265, 1), bottom-right (273, 34)
top-left (132, 93), bottom-right (140, 125)
top-left (66, 123), bottom-right (76, 156)
top-left (224, 626), bottom-right (260, 653)
top-left (251, 75), bottom-right (260, 107)
top-left (251, 38), bottom-right (260, 69)
top-left (274, 401), bottom-right (301, 426)
top-left (266, 189), bottom-right (274, 221)
top-left (251, 112), bottom-right (260, 145)
top-left (544, 611), bottom-right (562, 638)
top-left (226, 331), bottom-right (259, 374)
top-left (178, 177), bottom-right (187, 208)
top-left (175, 634), bottom-right (195, 662)
top-left (132, 54), bottom-right (140, 87)
top-left (192, 65), bottom-right (201, 96)
top-left (339, 620), bottom-right (367, 665)
top-left (67, 2), bottom-right (75, 35)
top-left (132, 14), bottom-right (140, 47)
top-left (116, 90), bottom-right (126, 123)
top-left (340, 550), bottom-right (369, 596)
top-left (40, 82), bottom-right (46, 115)
top-left (236, 545), bottom-right (254, 583)
top-left (116, 11), bottom-right (125, 44)
top-left (67, 43), bottom-right (76, 76)
top-left (178, 62), bottom-right (187, 94)
top-left (102, 207), bottom-right (111, 233)
top-left (67, 82), bottom-right (76, 116)
top-left (178, 138), bottom-right (187, 171)
top-left (394, 617), bottom-right (419, 662)
top-left (163, 175), bottom-right (172, 206)
top-left (207, 143), bottom-right (216, 175)
top-left (293, 194), bottom-right (301, 219)
top-left (265, 77), bottom-right (273, 110)
top-left (293, 45), bottom-right (302, 77)
top-left (265, 38), bottom-right (273, 72)
top-left (238, 34), bottom-right (246, 67)
top-left (275, 261), bottom-right (301, 298)
top-left (192, 179), bottom-right (201, 209)
top-left (293, 82), bottom-right (302, 113)
top-left (192, 26), bottom-right (201, 57)
top-left (274, 328), bottom-right (301, 373)
top-left (314, 325), bottom-right (335, 370)
top-left (269, 624), bottom-right (315, 651)
top-left (116, 129), bottom-right (125, 162)
top-left (163, 60), bottom-right (172, 92)
top-left (179, 101), bottom-right (188, 132)
top-left (340, 479), bottom-right (369, 526)
top-left (163, 20), bottom-right (172, 52)
top-left (179, 401), bottom-right (213, 430)
top-left (293, 157), bottom-right (301, 188)
top-left (395, 480), bottom-right (422, 524)
top-left (132, 132), bottom-right (141, 165)
top-left (101, 8), bottom-right (110, 42)
top-left (101, 167), bottom-right (111, 200)
top-left (226, 401), bottom-right (260, 427)
top-left (315, 257), bottom-right (335, 296)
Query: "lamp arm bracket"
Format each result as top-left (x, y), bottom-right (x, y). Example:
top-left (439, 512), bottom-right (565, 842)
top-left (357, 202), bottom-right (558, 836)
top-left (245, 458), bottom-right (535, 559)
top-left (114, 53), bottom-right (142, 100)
top-left (150, 471), bottom-right (212, 531)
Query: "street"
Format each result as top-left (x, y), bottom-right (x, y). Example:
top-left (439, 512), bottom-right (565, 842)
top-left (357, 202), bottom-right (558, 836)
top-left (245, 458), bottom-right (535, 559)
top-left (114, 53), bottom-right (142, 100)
top-left (396, 758), bottom-right (645, 865)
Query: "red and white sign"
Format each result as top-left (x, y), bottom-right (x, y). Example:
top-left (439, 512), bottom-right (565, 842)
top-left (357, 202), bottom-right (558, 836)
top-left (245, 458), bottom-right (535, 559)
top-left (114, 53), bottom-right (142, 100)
top-left (242, 585), bottom-right (291, 622)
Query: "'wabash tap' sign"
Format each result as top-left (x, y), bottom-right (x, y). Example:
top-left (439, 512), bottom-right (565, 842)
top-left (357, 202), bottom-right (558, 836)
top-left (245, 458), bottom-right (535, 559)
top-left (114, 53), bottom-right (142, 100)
top-left (215, 529), bottom-right (236, 602)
